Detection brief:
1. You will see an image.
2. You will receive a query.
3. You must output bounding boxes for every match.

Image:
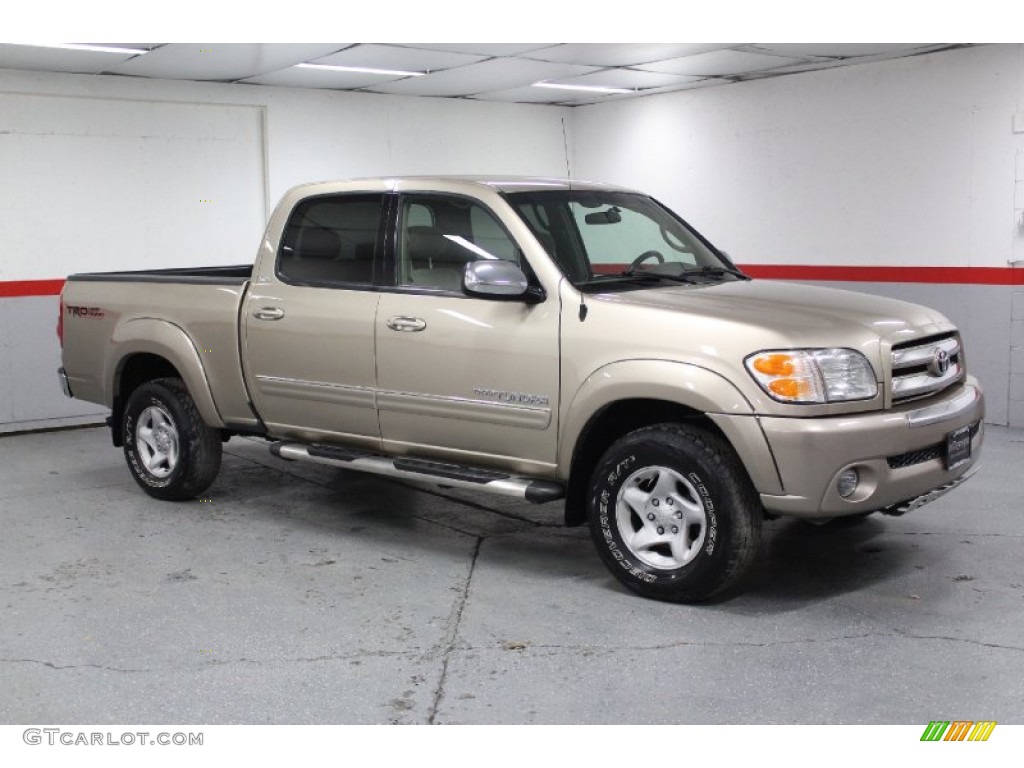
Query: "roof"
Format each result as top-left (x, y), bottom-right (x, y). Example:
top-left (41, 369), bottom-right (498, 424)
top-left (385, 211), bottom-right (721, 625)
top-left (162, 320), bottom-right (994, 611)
top-left (293, 176), bottom-right (635, 195)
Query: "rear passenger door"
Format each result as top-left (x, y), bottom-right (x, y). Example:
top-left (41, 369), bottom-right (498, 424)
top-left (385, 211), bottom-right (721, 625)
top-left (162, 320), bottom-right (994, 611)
top-left (243, 192), bottom-right (386, 446)
top-left (374, 191), bottom-right (560, 471)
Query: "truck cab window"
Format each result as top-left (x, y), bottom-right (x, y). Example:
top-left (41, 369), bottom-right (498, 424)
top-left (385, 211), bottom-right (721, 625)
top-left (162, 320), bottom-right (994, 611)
top-left (278, 194), bottom-right (383, 286)
top-left (398, 194), bottom-right (524, 292)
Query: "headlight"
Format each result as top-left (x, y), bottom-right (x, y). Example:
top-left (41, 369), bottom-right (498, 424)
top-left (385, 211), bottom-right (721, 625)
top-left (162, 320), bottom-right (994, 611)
top-left (745, 349), bottom-right (877, 404)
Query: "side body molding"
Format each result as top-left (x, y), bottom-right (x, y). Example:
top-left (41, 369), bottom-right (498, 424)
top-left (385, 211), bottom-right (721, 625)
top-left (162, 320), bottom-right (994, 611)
top-left (107, 318), bottom-right (225, 428)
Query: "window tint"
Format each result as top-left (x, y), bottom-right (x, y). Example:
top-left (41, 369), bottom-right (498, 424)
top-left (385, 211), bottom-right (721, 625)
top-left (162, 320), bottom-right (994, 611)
top-left (398, 195), bottom-right (523, 292)
top-left (278, 194), bottom-right (382, 286)
top-left (570, 202), bottom-right (698, 268)
top-left (508, 191), bottom-right (724, 289)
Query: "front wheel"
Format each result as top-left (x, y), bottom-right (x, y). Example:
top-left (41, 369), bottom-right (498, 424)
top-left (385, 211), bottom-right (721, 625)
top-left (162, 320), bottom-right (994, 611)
top-left (587, 423), bottom-right (762, 603)
top-left (123, 377), bottom-right (222, 500)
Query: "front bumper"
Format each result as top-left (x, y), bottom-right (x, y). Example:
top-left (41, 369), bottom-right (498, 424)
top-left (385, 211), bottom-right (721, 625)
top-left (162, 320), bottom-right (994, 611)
top-left (758, 379), bottom-right (984, 518)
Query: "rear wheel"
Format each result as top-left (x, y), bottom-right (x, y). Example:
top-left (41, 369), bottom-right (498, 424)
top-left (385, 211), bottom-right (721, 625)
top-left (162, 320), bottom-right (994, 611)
top-left (587, 423), bottom-right (762, 602)
top-left (123, 377), bottom-right (222, 500)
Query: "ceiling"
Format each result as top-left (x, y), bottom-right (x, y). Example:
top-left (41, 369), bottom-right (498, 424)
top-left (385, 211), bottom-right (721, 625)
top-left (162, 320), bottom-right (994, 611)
top-left (0, 43), bottom-right (969, 106)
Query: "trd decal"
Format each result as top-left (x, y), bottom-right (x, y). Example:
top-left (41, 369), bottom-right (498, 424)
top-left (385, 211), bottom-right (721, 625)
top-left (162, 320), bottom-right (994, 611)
top-left (65, 305), bottom-right (105, 319)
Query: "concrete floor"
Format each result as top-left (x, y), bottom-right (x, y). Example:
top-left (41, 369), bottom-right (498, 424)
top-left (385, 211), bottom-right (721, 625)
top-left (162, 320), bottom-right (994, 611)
top-left (1, 424), bottom-right (1022, 725)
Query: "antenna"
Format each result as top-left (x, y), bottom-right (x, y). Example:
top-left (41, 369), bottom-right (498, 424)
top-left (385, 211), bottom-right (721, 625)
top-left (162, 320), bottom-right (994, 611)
top-left (561, 117), bottom-right (572, 183)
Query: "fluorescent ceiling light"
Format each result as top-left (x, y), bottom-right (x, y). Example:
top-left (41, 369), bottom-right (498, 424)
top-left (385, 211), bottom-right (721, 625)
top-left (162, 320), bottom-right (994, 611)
top-left (13, 43), bottom-right (150, 55)
top-left (295, 63), bottom-right (425, 77)
top-left (532, 81), bottom-right (633, 95)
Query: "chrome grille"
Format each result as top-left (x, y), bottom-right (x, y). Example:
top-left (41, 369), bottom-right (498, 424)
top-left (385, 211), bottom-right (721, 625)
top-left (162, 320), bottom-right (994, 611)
top-left (891, 332), bottom-right (963, 403)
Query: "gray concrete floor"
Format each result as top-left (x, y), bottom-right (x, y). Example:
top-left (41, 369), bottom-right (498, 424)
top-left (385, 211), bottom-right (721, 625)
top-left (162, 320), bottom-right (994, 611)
top-left (1, 424), bottom-right (1022, 724)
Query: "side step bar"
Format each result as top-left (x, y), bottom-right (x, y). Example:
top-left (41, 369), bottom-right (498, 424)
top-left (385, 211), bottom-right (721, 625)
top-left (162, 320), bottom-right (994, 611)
top-left (269, 441), bottom-right (565, 504)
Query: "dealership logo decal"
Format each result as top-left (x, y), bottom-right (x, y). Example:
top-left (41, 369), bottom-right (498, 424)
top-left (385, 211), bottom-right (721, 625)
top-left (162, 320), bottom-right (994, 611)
top-left (920, 720), bottom-right (996, 742)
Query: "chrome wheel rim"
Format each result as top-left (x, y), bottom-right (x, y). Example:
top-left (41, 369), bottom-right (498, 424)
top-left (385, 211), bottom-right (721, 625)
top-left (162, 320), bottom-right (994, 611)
top-left (616, 465), bottom-right (708, 569)
top-left (135, 405), bottom-right (179, 478)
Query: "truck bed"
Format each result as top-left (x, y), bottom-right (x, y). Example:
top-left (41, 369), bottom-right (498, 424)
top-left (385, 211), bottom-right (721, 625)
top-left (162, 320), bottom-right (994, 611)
top-left (61, 266), bottom-right (258, 431)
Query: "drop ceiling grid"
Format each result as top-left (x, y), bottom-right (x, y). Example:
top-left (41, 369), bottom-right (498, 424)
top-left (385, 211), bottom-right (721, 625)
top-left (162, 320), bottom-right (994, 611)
top-left (0, 43), bottom-right (968, 105)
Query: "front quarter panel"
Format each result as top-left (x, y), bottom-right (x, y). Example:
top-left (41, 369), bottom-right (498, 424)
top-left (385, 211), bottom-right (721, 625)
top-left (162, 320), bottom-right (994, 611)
top-left (558, 359), bottom-right (784, 494)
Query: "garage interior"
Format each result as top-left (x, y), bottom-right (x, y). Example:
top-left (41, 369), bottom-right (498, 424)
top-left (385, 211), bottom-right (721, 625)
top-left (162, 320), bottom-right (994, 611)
top-left (1, 43), bottom-right (1022, 724)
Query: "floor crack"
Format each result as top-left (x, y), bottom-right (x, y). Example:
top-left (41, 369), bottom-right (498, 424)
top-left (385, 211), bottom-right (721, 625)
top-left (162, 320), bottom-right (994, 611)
top-left (890, 630), bottom-right (1024, 653)
top-left (427, 537), bottom-right (482, 724)
top-left (0, 658), bottom-right (147, 673)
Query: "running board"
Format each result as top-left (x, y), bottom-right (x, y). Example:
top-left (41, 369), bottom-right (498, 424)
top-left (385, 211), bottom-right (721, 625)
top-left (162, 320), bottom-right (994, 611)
top-left (269, 441), bottom-right (565, 503)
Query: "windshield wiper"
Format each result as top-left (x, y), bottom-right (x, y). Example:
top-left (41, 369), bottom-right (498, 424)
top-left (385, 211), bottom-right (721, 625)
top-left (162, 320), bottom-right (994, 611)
top-left (617, 268), bottom-right (699, 285)
top-left (679, 265), bottom-right (751, 281)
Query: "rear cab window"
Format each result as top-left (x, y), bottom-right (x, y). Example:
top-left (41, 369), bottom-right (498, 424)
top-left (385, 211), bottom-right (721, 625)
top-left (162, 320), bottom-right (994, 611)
top-left (277, 194), bottom-right (384, 287)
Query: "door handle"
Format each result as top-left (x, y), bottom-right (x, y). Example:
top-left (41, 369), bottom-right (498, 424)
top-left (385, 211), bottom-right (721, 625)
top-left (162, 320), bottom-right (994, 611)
top-left (386, 316), bottom-right (427, 332)
top-left (253, 307), bottom-right (285, 321)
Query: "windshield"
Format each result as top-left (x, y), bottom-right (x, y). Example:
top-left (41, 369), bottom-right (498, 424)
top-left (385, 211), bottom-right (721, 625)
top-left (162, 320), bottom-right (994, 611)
top-left (504, 190), bottom-right (741, 290)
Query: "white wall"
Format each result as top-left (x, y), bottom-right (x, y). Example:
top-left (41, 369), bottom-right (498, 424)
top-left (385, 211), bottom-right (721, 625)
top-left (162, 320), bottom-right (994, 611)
top-left (0, 68), bottom-right (573, 277)
top-left (4, 47), bottom-right (1024, 430)
top-left (0, 69), bottom-right (572, 430)
top-left (571, 44), bottom-right (1024, 426)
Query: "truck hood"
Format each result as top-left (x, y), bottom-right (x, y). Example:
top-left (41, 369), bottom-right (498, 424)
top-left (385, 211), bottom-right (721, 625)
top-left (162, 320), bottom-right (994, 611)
top-left (595, 279), bottom-right (952, 346)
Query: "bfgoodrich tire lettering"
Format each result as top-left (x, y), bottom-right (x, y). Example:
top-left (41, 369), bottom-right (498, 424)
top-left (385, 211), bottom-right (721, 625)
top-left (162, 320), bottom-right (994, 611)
top-left (123, 377), bottom-right (222, 501)
top-left (587, 423), bottom-right (762, 603)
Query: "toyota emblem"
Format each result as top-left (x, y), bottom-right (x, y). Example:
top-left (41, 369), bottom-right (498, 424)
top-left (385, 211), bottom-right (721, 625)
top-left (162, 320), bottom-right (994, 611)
top-left (930, 348), bottom-right (950, 376)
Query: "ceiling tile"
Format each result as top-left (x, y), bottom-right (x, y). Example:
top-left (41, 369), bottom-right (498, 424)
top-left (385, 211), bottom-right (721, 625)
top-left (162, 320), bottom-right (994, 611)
top-left (563, 78), bottom-right (734, 106)
top-left (106, 43), bottom-right (351, 80)
top-left (0, 43), bottom-right (144, 74)
top-left (547, 69), bottom-right (703, 90)
top-left (240, 66), bottom-right (406, 90)
top-left (312, 44), bottom-right (485, 73)
top-left (364, 58), bottom-right (599, 97)
top-left (90, 44), bottom-right (163, 50)
top-left (527, 43), bottom-right (742, 67)
top-left (394, 44), bottom-right (556, 57)
top-left (466, 86), bottom-right (571, 104)
top-left (750, 43), bottom-right (937, 59)
top-left (638, 49), bottom-right (805, 77)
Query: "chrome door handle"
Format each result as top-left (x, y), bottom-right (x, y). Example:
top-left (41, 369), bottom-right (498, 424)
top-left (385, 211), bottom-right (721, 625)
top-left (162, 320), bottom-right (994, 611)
top-left (253, 307), bottom-right (285, 321)
top-left (386, 316), bottom-right (427, 332)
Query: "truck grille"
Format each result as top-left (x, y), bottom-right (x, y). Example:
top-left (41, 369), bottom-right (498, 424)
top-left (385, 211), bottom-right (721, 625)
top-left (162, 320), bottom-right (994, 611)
top-left (890, 332), bottom-right (963, 404)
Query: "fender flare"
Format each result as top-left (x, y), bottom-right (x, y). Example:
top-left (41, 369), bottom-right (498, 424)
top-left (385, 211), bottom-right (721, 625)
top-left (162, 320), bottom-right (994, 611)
top-left (558, 358), bottom-right (755, 475)
top-left (107, 317), bottom-right (224, 429)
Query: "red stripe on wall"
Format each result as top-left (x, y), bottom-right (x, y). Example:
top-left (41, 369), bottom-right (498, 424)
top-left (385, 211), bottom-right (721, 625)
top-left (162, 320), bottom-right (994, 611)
top-left (737, 264), bottom-right (1024, 285)
top-left (0, 266), bottom-right (1021, 296)
top-left (0, 279), bottom-right (66, 298)
top-left (593, 263), bottom-right (1024, 285)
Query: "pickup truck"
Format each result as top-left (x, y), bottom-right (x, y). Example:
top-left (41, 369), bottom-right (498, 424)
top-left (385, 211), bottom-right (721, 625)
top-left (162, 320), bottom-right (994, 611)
top-left (58, 176), bottom-right (985, 602)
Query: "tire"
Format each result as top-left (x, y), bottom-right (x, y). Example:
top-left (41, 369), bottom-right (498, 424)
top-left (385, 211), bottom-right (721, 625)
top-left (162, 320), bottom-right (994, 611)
top-left (587, 423), bottom-right (762, 603)
top-left (122, 377), bottom-right (222, 501)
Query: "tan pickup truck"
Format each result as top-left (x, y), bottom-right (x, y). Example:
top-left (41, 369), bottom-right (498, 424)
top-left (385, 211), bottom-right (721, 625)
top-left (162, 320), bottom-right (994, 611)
top-left (58, 176), bottom-right (984, 602)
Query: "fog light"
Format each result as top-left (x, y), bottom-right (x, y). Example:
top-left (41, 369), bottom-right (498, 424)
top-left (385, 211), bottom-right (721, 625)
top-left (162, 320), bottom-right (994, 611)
top-left (837, 469), bottom-right (859, 498)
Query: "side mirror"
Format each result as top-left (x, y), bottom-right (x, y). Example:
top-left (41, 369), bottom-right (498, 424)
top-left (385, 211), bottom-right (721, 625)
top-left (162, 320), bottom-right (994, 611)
top-left (463, 260), bottom-right (532, 300)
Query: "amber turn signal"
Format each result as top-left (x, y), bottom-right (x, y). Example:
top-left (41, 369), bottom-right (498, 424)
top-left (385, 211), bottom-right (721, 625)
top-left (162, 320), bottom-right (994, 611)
top-left (752, 354), bottom-right (795, 376)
